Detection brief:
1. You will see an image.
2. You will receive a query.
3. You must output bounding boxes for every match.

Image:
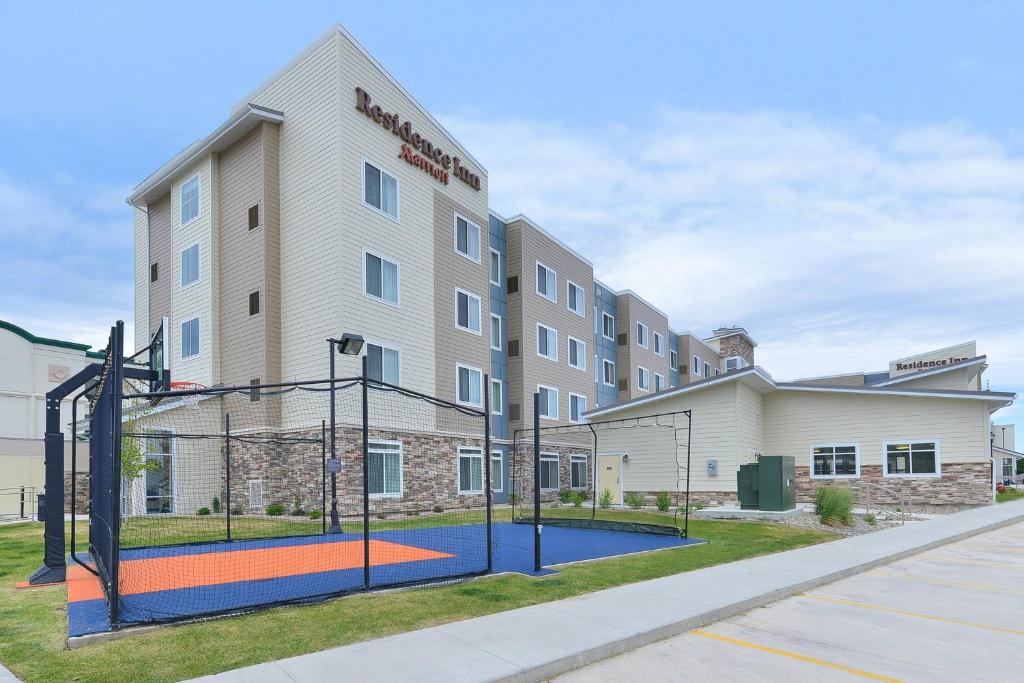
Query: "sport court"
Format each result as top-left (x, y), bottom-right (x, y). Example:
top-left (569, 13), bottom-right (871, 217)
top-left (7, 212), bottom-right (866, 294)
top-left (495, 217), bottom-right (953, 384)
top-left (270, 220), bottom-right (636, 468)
top-left (68, 522), bottom-right (701, 637)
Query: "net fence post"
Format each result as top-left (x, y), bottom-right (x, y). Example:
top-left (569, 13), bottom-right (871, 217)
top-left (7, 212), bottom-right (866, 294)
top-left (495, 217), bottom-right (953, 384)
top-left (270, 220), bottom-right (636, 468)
top-left (109, 321), bottom-right (124, 625)
top-left (484, 374), bottom-right (492, 573)
top-left (321, 419), bottom-right (327, 535)
top-left (589, 424), bottom-right (598, 520)
top-left (683, 410), bottom-right (693, 539)
top-left (533, 392), bottom-right (541, 573)
top-left (225, 412), bottom-right (232, 542)
top-left (361, 354), bottom-right (371, 590)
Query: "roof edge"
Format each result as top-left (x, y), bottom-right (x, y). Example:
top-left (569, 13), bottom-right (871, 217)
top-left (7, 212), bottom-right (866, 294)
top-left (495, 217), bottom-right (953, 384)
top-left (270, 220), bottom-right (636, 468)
top-left (505, 213), bottom-right (594, 267)
top-left (0, 320), bottom-right (93, 353)
top-left (871, 356), bottom-right (988, 387)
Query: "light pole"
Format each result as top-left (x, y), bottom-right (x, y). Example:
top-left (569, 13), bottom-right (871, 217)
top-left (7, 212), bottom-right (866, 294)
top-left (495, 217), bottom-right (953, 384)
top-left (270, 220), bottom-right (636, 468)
top-left (327, 333), bottom-right (364, 534)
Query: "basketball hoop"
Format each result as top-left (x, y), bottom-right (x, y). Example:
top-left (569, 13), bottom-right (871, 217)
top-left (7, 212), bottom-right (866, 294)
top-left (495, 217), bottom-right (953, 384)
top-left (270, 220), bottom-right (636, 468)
top-left (170, 381), bottom-right (207, 410)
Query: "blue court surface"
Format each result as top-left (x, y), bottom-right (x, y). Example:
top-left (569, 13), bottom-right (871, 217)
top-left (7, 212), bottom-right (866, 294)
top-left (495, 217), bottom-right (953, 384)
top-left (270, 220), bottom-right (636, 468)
top-left (67, 522), bottom-right (703, 637)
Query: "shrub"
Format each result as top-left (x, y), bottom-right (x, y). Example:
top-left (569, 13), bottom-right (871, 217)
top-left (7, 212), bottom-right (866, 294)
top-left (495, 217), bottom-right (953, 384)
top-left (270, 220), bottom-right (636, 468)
top-left (231, 505), bottom-right (244, 516)
top-left (212, 496), bottom-right (221, 514)
top-left (266, 503), bottom-right (285, 516)
top-left (197, 507), bottom-right (211, 516)
top-left (655, 491), bottom-right (671, 512)
top-left (598, 488), bottom-right (613, 509)
top-left (509, 493), bottom-right (521, 506)
top-left (863, 513), bottom-right (877, 526)
top-left (624, 491), bottom-right (645, 509)
top-left (292, 507), bottom-right (307, 517)
top-left (814, 486), bottom-right (854, 526)
top-left (309, 510), bottom-right (322, 520)
top-left (432, 505), bottom-right (444, 514)
top-left (569, 491), bottom-right (586, 508)
top-left (558, 489), bottom-right (574, 504)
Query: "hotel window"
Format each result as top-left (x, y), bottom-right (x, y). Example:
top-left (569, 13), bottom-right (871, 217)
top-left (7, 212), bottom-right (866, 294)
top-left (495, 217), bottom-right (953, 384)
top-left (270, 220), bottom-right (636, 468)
top-left (365, 343), bottom-right (400, 386)
top-left (536, 262), bottom-right (556, 302)
top-left (1002, 458), bottom-right (1014, 478)
top-left (636, 322), bottom-right (648, 348)
top-left (456, 289), bottom-right (482, 334)
top-left (368, 441), bottom-right (402, 496)
top-left (570, 393), bottom-right (587, 423)
top-left (249, 291), bottom-right (260, 316)
top-left (150, 262), bottom-right (158, 283)
top-left (567, 281), bottom-right (585, 316)
top-left (364, 251), bottom-right (399, 305)
top-left (364, 161), bottom-right (398, 219)
top-left (568, 337), bottom-right (586, 370)
top-left (704, 362), bottom-right (711, 379)
top-left (725, 356), bottom-right (749, 371)
top-left (885, 442), bottom-right (939, 477)
top-left (456, 365), bottom-right (483, 407)
top-left (491, 451), bottom-right (503, 492)
top-left (537, 324), bottom-right (558, 361)
top-left (811, 445), bottom-right (859, 478)
top-left (489, 248), bottom-right (501, 285)
top-left (602, 312), bottom-right (615, 340)
top-left (458, 447), bottom-right (484, 494)
top-left (180, 173), bottom-right (200, 225)
top-left (637, 367), bottom-right (650, 391)
top-left (248, 204), bottom-right (260, 230)
top-left (249, 378), bottom-right (261, 402)
top-left (654, 373), bottom-right (665, 392)
top-left (539, 453), bottom-right (559, 490)
top-left (490, 314), bottom-right (502, 351)
top-left (180, 317), bottom-right (200, 359)
top-left (537, 385), bottom-right (558, 419)
top-left (490, 378), bottom-right (503, 415)
top-left (693, 355), bottom-right (702, 376)
top-left (455, 214), bottom-right (481, 262)
top-left (654, 333), bottom-right (663, 356)
top-left (603, 359), bottom-right (616, 386)
top-left (670, 349), bottom-right (678, 371)
top-left (570, 455), bottom-right (588, 489)
top-left (180, 244), bottom-right (199, 288)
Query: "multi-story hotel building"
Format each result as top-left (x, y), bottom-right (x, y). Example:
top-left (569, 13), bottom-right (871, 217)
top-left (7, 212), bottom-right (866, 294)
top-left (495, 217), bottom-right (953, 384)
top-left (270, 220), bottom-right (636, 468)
top-left (127, 24), bottom-right (1013, 511)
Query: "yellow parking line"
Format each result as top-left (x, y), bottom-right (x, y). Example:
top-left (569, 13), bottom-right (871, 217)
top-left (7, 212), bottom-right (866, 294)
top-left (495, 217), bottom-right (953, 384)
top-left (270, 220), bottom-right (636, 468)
top-left (690, 629), bottom-right (905, 682)
top-left (803, 594), bottom-right (1024, 636)
top-left (883, 574), bottom-right (1024, 598)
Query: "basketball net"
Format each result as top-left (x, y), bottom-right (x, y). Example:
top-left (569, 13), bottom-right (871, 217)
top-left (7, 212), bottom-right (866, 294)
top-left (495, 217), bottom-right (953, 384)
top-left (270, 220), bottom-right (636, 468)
top-left (170, 381), bottom-right (206, 410)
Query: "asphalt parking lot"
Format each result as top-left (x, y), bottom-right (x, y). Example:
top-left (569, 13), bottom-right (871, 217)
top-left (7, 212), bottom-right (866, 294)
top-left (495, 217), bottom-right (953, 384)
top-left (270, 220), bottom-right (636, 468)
top-left (557, 521), bottom-right (1024, 682)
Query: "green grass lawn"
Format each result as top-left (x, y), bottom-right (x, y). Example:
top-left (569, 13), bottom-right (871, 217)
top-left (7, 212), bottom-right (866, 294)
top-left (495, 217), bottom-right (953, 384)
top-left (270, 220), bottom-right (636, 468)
top-left (996, 487), bottom-right (1024, 503)
top-left (0, 512), bottom-right (836, 683)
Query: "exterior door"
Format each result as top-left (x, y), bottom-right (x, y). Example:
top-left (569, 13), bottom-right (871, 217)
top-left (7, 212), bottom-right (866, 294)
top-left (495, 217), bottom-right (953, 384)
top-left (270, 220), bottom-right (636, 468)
top-left (597, 454), bottom-right (623, 505)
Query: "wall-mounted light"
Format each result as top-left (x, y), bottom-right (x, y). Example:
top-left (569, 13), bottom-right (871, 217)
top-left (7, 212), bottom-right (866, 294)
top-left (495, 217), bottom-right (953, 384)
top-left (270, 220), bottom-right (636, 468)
top-left (334, 333), bottom-right (364, 356)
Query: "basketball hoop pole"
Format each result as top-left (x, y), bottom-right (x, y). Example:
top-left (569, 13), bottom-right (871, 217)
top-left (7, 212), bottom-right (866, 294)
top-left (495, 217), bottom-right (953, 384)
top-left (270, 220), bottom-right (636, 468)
top-left (328, 339), bottom-right (341, 534)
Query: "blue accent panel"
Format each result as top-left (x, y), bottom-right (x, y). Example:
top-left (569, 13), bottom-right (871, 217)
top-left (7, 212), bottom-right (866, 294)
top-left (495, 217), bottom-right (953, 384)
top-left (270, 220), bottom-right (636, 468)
top-left (489, 214), bottom-right (510, 503)
top-left (669, 331), bottom-right (681, 387)
top-left (593, 282), bottom-right (618, 408)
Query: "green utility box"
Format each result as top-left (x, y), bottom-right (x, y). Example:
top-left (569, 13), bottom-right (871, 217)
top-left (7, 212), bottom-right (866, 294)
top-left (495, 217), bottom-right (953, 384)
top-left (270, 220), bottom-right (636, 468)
top-left (756, 456), bottom-right (796, 511)
top-left (737, 463), bottom-right (759, 509)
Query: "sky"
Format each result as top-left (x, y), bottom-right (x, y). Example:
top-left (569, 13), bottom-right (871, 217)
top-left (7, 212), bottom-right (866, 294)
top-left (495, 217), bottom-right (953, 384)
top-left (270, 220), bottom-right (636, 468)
top-left (1, 1), bottom-right (1022, 427)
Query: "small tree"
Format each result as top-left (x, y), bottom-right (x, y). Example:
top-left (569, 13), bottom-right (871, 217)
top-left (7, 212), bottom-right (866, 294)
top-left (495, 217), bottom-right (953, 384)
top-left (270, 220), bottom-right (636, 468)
top-left (598, 488), bottom-right (614, 509)
top-left (120, 402), bottom-right (159, 483)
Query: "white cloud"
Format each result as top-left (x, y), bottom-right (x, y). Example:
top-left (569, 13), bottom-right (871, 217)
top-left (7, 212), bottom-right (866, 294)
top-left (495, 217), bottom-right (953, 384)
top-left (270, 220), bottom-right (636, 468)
top-left (443, 108), bottom-right (1024, 423)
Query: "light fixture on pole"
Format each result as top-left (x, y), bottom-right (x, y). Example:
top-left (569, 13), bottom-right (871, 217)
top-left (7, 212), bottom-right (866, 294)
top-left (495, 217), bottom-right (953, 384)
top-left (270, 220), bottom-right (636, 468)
top-left (326, 333), bottom-right (364, 534)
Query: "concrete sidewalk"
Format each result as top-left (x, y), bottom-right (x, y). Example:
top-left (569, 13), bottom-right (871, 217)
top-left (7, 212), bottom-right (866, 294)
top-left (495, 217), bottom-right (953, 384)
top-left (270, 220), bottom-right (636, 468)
top-left (190, 502), bottom-right (1024, 683)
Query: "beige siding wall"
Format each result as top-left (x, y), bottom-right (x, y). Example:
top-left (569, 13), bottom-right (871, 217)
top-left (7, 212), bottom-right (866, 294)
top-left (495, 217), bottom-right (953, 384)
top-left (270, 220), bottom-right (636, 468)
top-left (147, 194), bottom-right (173, 339)
top-left (262, 123), bottom-right (283, 387)
top-left (678, 334), bottom-right (721, 385)
top-left (506, 219), bottom-right (594, 428)
top-left (133, 208), bottom-right (149, 352)
top-left (889, 368), bottom-right (973, 391)
top-left (762, 391), bottom-right (991, 469)
top-left (432, 191), bottom-right (490, 406)
top-left (736, 382), bottom-right (765, 463)
top-left (794, 373), bottom-right (866, 387)
top-left (616, 293), bottom-right (671, 400)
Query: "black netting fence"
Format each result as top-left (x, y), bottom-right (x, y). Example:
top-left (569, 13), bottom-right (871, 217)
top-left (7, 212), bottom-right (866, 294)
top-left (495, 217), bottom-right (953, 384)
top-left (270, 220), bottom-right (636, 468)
top-left (104, 371), bottom-right (491, 627)
top-left (511, 410), bottom-right (692, 538)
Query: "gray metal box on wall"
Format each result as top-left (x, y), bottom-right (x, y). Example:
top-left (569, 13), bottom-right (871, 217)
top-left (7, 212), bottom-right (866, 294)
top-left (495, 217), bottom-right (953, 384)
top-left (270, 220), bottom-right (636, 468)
top-left (707, 459), bottom-right (717, 476)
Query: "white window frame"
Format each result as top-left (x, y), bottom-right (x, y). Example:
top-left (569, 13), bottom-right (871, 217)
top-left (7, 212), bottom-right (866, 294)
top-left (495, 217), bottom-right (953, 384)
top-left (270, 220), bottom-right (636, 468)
top-left (636, 322), bottom-right (648, 348)
top-left (725, 356), bottom-right (749, 371)
top-left (537, 384), bottom-right (559, 420)
top-left (489, 248), bottom-right (501, 286)
top-left (603, 359), bottom-right (616, 387)
top-left (654, 333), bottom-right (663, 356)
top-left (536, 323), bottom-right (558, 362)
top-left (490, 313), bottom-right (502, 351)
top-left (362, 248), bottom-right (401, 307)
top-left (180, 315), bottom-right (201, 360)
top-left (539, 452), bottom-right (560, 491)
top-left (809, 444), bottom-right (861, 479)
top-left (693, 355), bottom-right (702, 376)
top-left (455, 288), bottom-right (482, 335)
top-left (670, 349), bottom-right (678, 371)
top-left (362, 158), bottom-right (400, 222)
top-left (457, 446), bottom-right (485, 495)
top-left (654, 373), bottom-right (665, 392)
top-left (453, 212), bottom-right (481, 263)
top-left (602, 312), bottom-right (615, 340)
top-left (536, 261), bottom-right (557, 302)
top-left (569, 393), bottom-right (587, 423)
top-left (567, 336), bottom-right (587, 371)
top-left (883, 440), bottom-right (942, 478)
top-left (363, 341), bottom-right (401, 386)
top-left (179, 173), bottom-right (201, 227)
top-left (180, 242), bottom-right (200, 289)
top-left (490, 377), bottom-right (503, 415)
top-left (704, 361), bottom-right (712, 379)
top-left (566, 280), bottom-right (586, 317)
top-left (367, 440), bottom-right (404, 498)
top-left (455, 364), bottom-right (483, 408)
top-left (570, 454), bottom-right (588, 490)
top-left (637, 366), bottom-right (650, 391)
top-left (141, 428), bottom-right (177, 515)
top-left (491, 451), bottom-right (503, 492)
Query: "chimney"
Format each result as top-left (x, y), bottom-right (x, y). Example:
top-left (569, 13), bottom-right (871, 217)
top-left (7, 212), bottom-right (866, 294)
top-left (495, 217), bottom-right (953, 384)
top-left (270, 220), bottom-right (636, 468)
top-left (712, 326), bottom-right (756, 367)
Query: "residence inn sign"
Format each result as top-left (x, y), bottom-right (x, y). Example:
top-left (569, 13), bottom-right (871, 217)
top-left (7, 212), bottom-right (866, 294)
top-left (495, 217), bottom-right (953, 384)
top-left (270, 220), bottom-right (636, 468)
top-left (355, 86), bottom-right (482, 191)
